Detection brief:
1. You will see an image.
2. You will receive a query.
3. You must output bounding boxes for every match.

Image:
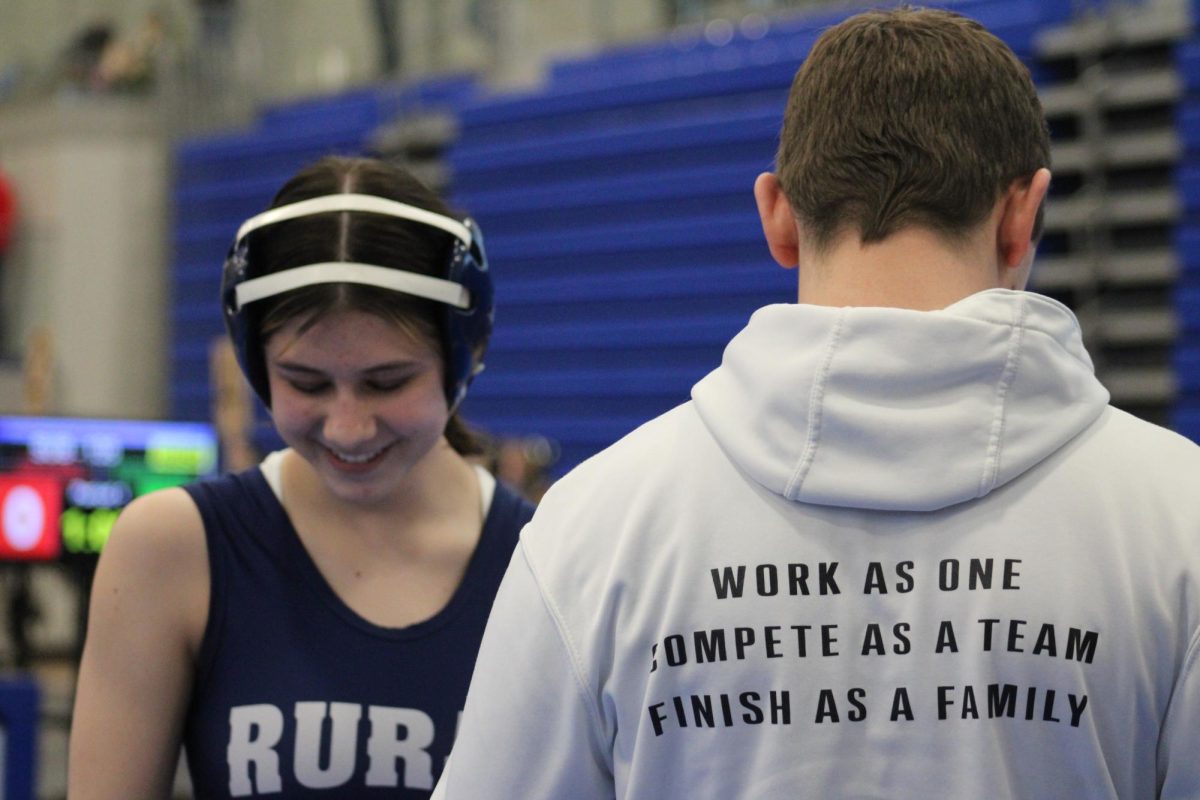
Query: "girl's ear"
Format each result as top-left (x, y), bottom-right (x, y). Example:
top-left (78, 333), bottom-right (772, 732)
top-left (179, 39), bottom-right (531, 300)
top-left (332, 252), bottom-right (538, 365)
top-left (754, 173), bottom-right (801, 270)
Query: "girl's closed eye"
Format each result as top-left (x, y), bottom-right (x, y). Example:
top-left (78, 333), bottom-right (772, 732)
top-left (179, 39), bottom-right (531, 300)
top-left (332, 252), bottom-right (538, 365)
top-left (365, 378), bottom-right (409, 393)
top-left (361, 364), bottom-right (426, 394)
top-left (289, 380), bottom-right (331, 395)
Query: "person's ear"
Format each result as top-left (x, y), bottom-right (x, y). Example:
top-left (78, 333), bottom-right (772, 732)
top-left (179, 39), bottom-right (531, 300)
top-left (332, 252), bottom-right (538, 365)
top-left (754, 173), bottom-right (800, 269)
top-left (997, 168), bottom-right (1051, 270)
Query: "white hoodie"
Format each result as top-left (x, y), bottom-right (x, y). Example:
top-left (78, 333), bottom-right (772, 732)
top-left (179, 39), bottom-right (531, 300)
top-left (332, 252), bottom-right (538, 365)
top-left (434, 289), bottom-right (1200, 800)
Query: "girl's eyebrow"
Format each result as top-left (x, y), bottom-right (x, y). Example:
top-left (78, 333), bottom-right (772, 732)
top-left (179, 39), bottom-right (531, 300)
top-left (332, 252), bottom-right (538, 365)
top-left (272, 360), bottom-right (421, 375)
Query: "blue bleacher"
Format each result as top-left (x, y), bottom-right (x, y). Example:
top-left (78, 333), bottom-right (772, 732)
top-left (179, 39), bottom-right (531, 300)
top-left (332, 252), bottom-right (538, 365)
top-left (1175, 31), bottom-right (1200, 444)
top-left (543, 0), bottom-right (1061, 96)
top-left (170, 0), bottom-right (1131, 476)
top-left (451, 0), bottom-right (1076, 474)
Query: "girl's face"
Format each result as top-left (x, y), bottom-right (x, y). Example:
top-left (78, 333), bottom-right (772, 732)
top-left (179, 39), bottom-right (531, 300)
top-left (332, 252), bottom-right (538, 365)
top-left (264, 308), bottom-right (449, 505)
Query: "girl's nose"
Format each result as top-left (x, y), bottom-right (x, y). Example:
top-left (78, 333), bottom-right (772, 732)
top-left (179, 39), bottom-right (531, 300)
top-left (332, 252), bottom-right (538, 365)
top-left (322, 393), bottom-right (377, 448)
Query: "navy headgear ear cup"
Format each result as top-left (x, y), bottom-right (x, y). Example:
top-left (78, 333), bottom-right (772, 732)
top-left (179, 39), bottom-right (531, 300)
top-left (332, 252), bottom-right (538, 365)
top-left (221, 234), bottom-right (269, 403)
top-left (219, 194), bottom-right (494, 411)
top-left (444, 218), bottom-right (493, 411)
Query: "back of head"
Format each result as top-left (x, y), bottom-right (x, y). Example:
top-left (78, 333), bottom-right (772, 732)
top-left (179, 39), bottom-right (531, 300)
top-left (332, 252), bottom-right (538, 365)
top-left (776, 7), bottom-right (1050, 251)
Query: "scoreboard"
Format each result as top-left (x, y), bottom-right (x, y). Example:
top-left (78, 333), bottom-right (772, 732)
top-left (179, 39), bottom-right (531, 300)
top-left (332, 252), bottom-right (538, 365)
top-left (0, 416), bottom-right (220, 560)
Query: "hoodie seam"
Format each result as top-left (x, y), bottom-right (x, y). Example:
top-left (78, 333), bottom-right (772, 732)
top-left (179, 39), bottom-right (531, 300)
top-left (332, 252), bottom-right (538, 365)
top-left (1157, 620), bottom-right (1200, 778)
top-left (979, 294), bottom-right (1028, 496)
top-left (516, 540), bottom-right (614, 777)
top-left (785, 309), bottom-right (846, 500)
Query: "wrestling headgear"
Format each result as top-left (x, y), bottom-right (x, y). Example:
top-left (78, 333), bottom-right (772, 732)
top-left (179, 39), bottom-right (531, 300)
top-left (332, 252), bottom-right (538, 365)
top-left (220, 193), bottom-right (493, 411)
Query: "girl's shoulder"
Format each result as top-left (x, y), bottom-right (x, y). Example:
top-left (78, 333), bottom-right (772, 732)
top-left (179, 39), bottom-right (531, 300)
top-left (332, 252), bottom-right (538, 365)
top-left (96, 486), bottom-right (210, 644)
top-left (107, 487), bottom-right (206, 568)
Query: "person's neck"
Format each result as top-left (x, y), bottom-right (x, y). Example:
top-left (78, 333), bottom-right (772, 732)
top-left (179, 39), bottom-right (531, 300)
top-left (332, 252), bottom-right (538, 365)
top-left (797, 227), bottom-right (1002, 311)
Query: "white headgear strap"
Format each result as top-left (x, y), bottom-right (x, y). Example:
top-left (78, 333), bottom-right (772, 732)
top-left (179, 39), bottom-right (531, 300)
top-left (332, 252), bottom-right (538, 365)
top-left (232, 194), bottom-right (473, 311)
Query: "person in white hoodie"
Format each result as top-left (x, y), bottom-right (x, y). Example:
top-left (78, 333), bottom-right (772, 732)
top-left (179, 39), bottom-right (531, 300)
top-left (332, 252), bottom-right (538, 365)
top-left (432, 8), bottom-right (1200, 799)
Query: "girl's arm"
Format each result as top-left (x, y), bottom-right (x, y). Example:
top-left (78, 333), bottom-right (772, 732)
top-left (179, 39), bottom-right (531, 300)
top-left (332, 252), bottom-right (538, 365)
top-left (68, 487), bottom-right (210, 799)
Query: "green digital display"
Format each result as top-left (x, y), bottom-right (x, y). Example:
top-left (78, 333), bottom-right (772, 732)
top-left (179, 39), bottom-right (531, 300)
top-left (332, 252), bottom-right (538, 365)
top-left (61, 507), bottom-right (121, 555)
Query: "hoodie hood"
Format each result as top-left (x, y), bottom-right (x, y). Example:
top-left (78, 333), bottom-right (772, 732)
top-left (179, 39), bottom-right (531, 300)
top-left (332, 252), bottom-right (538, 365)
top-left (691, 289), bottom-right (1110, 511)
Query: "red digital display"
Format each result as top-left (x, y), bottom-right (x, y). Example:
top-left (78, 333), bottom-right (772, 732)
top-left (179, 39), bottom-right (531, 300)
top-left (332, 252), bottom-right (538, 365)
top-left (0, 475), bottom-right (62, 560)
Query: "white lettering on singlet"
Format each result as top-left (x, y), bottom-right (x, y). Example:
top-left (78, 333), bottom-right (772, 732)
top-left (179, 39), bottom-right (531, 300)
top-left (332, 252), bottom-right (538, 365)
top-left (366, 706), bottom-right (435, 789)
top-left (294, 702), bottom-right (361, 788)
top-left (228, 704), bottom-right (284, 796)
top-left (226, 702), bottom-right (438, 796)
